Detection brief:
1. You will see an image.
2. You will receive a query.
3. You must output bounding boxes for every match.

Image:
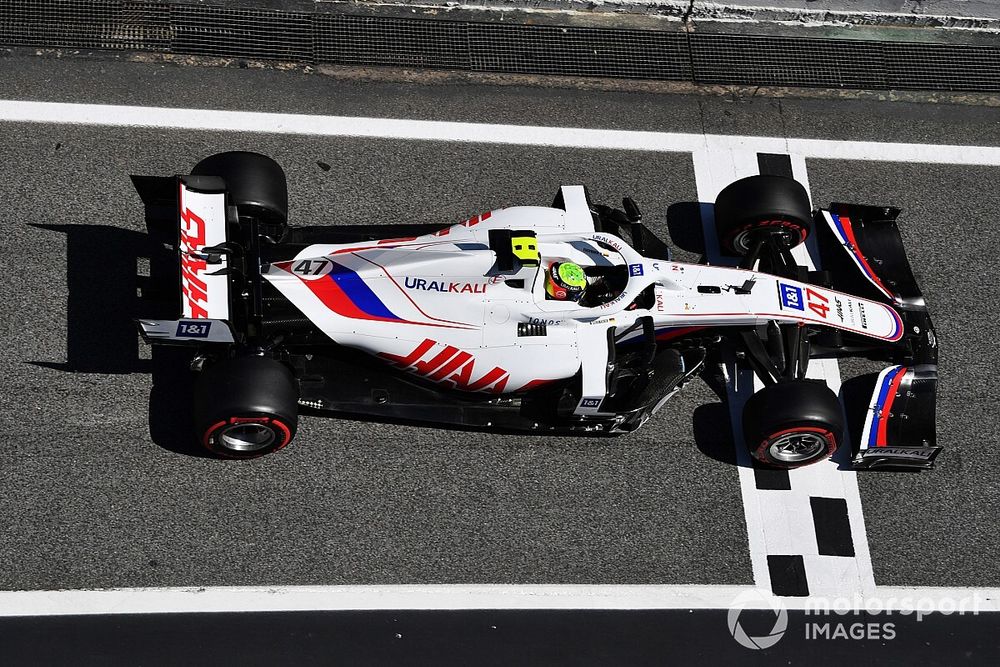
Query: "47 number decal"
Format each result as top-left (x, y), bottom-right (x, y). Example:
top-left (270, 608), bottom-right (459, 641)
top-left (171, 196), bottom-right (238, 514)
top-left (779, 282), bottom-right (830, 319)
top-left (292, 259), bottom-right (332, 276)
top-left (804, 287), bottom-right (830, 318)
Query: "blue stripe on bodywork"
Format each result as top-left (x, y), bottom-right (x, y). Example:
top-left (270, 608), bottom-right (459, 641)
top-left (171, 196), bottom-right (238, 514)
top-left (868, 365), bottom-right (902, 447)
top-left (327, 260), bottom-right (401, 320)
top-left (831, 213), bottom-right (849, 243)
top-left (831, 213), bottom-right (877, 282)
top-left (888, 307), bottom-right (902, 340)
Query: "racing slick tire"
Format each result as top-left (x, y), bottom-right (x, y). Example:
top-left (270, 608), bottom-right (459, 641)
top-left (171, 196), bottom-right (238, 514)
top-left (742, 379), bottom-right (844, 468)
top-left (192, 151), bottom-right (288, 239)
top-left (714, 175), bottom-right (812, 255)
top-left (193, 355), bottom-right (299, 459)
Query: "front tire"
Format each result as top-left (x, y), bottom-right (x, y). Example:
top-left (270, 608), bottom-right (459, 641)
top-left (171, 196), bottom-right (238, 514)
top-left (193, 355), bottom-right (299, 459)
top-left (714, 175), bottom-right (812, 255)
top-left (742, 380), bottom-right (844, 468)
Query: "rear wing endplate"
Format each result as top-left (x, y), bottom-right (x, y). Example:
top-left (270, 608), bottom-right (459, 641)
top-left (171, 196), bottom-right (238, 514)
top-left (137, 318), bottom-right (235, 344)
top-left (178, 176), bottom-right (230, 320)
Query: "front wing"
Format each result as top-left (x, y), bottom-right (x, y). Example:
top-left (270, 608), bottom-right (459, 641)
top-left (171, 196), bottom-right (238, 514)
top-left (816, 203), bottom-right (940, 470)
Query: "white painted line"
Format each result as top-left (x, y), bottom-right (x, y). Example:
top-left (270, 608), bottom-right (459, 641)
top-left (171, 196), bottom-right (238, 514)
top-left (0, 585), bottom-right (996, 616)
top-left (2, 100), bottom-right (1000, 165)
top-left (693, 147), bottom-right (772, 592)
top-left (693, 149), bottom-right (876, 598)
top-left (787, 158), bottom-right (875, 598)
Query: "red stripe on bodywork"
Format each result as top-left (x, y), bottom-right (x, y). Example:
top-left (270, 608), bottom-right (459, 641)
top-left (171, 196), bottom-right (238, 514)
top-left (838, 215), bottom-right (894, 298)
top-left (277, 260), bottom-right (473, 330)
top-left (379, 338), bottom-right (435, 367)
top-left (303, 272), bottom-right (400, 323)
top-left (659, 309), bottom-right (902, 342)
top-left (353, 254), bottom-right (476, 330)
top-left (514, 379), bottom-right (555, 392)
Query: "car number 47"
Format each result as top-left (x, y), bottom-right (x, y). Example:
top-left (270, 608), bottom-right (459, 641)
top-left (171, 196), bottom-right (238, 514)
top-left (292, 259), bottom-right (331, 276)
top-left (805, 287), bottom-right (830, 318)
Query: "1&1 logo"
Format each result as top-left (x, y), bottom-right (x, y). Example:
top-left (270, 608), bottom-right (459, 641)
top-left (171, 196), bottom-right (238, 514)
top-left (727, 589), bottom-right (788, 650)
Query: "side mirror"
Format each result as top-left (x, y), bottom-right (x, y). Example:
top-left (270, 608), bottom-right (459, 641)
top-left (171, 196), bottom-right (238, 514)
top-left (623, 197), bottom-right (642, 222)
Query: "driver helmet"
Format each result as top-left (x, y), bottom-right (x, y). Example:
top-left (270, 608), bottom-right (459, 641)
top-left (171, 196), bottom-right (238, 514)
top-left (545, 261), bottom-right (587, 301)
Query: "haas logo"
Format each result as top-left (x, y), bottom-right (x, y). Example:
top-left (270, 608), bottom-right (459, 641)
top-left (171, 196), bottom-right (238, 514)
top-left (379, 339), bottom-right (510, 393)
top-left (180, 205), bottom-right (209, 318)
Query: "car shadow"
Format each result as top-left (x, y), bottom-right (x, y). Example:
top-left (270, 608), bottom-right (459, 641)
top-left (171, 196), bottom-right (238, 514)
top-left (666, 201), bottom-right (708, 256)
top-left (28, 175), bottom-right (211, 458)
top-left (29, 223), bottom-right (152, 375)
top-left (837, 373), bottom-right (879, 470)
top-left (692, 402), bottom-right (740, 467)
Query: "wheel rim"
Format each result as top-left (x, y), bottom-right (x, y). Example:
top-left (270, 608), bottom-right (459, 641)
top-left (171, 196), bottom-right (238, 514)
top-left (731, 222), bottom-right (802, 254)
top-left (731, 229), bottom-right (756, 254)
top-left (767, 431), bottom-right (829, 463)
top-left (218, 423), bottom-right (276, 453)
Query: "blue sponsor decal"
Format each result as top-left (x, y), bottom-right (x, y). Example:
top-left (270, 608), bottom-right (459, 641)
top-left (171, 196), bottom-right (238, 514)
top-left (628, 264), bottom-right (644, 277)
top-left (778, 283), bottom-right (804, 311)
top-left (176, 321), bottom-right (211, 338)
top-left (581, 397), bottom-right (602, 408)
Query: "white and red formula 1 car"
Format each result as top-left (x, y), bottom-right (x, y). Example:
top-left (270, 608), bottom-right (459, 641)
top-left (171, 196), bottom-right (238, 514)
top-left (137, 152), bottom-right (939, 470)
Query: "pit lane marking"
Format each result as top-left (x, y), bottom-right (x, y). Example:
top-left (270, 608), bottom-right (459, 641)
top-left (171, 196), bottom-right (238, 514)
top-left (2, 100), bottom-right (1000, 165)
top-left (694, 149), bottom-right (876, 599)
top-left (0, 585), bottom-right (996, 615)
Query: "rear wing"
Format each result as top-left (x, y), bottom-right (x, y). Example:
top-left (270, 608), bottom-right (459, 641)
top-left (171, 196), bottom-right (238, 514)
top-left (178, 176), bottom-right (231, 320)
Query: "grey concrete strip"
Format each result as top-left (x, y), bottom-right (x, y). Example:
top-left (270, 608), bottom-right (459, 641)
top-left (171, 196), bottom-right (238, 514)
top-left (315, 0), bottom-right (1000, 30)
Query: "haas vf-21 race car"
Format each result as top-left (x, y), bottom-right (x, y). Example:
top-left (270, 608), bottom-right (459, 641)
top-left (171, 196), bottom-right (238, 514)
top-left (137, 152), bottom-right (939, 470)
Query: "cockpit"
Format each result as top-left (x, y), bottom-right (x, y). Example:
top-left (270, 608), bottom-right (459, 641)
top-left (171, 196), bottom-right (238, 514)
top-left (486, 228), bottom-right (651, 310)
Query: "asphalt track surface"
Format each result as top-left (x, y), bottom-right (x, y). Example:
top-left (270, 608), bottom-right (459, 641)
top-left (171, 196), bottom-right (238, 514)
top-left (0, 54), bottom-right (998, 591)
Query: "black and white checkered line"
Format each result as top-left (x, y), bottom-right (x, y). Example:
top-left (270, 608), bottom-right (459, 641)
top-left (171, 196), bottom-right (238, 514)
top-left (692, 148), bottom-right (875, 599)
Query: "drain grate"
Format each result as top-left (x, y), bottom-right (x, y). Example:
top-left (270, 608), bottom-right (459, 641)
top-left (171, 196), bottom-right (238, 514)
top-left (690, 33), bottom-right (890, 90)
top-left (316, 14), bottom-right (470, 69)
top-left (0, 0), bottom-right (169, 51)
top-left (466, 23), bottom-right (689, 80)
top-left (3, 0), bottom-right (1000, 93)
top-left (170, 4), bottom-right (313, 63)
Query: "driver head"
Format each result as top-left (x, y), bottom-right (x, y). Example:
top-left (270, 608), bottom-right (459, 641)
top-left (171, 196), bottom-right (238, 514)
top-left (545, 261), bottom-right (587, 301)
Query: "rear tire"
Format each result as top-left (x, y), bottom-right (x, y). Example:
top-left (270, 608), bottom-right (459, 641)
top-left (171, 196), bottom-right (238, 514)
top-left (192, 151), bottom-right (288, 240)
top-left (742, 380), bottom-right (843, 468)
top-left (193, 355), bottom-right (299, 459)
top-left (714, 175), bottom-right (812, 255)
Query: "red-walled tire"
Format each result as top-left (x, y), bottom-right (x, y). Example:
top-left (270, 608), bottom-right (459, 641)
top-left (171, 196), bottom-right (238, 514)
top-left (714, 175), bottom-right (812, 255)
top-left (742, 380), bottom-right (843, 468)
top-left (193, 356), bottom-right (299, 459)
